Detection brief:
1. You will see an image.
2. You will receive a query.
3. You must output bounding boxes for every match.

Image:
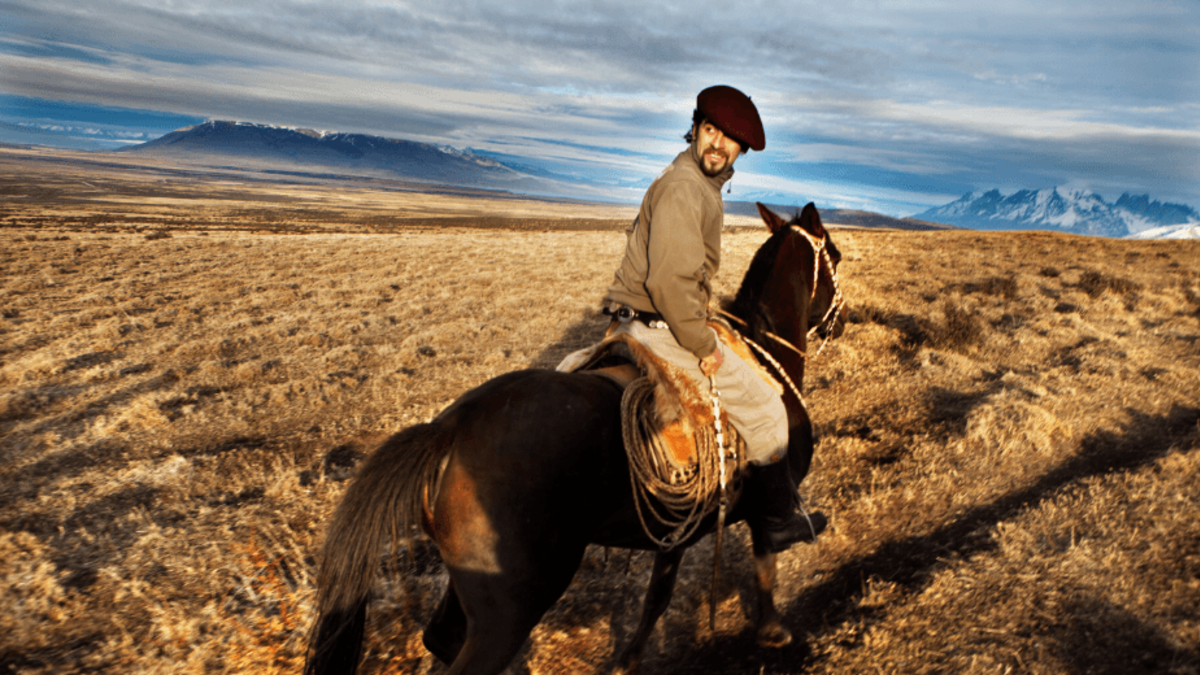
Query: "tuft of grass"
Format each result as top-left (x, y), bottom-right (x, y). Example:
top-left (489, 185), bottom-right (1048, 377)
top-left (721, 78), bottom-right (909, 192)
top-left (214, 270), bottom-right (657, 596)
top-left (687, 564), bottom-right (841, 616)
top-left (851, 299), bottom-right (983, 354)
top-left (1077, 269), bottom-right (1142, 299)
top-left (978, 274), bottom-right (1020, 300)
top-left (929, 299), bottom-right (985, 352)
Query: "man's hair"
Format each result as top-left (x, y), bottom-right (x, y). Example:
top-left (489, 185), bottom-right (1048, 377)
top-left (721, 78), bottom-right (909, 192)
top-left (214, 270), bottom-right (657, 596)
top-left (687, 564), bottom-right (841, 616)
top-left (684, 109), bottom-right (746, 154)
top-left (683, 109), bottom-right (706, 145)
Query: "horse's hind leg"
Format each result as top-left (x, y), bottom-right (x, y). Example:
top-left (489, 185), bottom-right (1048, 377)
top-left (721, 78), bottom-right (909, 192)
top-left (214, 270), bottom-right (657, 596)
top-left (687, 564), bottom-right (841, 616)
top-left (749, 525), bottom-right (792, 648)
top-left (443, 557), bottom-right (586, 675)
top-left (433, 475), bottom-right (589, 671)
top-left (615, 549), bottom-right (684, 674)
top-left (422, 579), bottom-right (467, 665)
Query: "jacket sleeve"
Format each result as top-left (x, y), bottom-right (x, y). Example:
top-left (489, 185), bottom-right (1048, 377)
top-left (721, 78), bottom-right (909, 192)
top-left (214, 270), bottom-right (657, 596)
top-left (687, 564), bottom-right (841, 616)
top-left (644, 181), bottom-right (718, 358)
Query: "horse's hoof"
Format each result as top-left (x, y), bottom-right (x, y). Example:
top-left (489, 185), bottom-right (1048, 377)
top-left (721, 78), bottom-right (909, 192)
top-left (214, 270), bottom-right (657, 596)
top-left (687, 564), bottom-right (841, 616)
top-left (612, 660), bottom-right (639, 675)
top-left (757, 622), bottom-right (793, 648)
top-left (612, 649), bottom-right (642, 675)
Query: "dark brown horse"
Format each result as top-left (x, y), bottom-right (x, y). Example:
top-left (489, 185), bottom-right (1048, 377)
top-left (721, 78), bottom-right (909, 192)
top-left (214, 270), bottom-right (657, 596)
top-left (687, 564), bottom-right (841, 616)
top-left (304, 202), bottom-right (846, 675)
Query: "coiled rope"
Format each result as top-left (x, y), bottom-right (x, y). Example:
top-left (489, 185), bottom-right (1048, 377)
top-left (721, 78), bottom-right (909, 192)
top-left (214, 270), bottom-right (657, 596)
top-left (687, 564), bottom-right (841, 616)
top-left (620, 377), bottom-right (742, 551)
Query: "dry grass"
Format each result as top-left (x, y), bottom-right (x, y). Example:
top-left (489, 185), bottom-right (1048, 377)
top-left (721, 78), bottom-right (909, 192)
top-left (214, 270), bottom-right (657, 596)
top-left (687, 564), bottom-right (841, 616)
top-left (2, 151), bottom-right (1199, 674)
top-left (789, 230), bottom-right (1200, 675)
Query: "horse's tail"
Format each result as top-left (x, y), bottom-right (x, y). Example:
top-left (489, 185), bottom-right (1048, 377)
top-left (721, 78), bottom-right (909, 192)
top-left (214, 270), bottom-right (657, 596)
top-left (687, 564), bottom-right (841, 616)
top-left (304, 422), bottom-right (450, 675)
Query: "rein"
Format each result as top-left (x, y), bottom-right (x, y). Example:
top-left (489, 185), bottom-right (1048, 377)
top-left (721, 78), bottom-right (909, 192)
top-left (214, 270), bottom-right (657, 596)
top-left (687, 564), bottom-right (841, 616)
top-left (707, 372), bottom-right (730, 631)
top-left (703, 221), bottom-right (843, 627)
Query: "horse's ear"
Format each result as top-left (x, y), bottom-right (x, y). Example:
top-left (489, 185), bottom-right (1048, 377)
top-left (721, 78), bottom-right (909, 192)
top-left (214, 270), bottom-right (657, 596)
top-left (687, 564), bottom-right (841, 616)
top-left (798, 202), bottom-right (827, 238)
top-left (757, 202), bottom-right (788, 234)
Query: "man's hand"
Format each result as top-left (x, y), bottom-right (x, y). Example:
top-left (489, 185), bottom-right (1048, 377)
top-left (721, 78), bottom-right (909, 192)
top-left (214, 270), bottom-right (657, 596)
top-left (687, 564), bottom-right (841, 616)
top-left (699, 347), bottom-right (724, 377)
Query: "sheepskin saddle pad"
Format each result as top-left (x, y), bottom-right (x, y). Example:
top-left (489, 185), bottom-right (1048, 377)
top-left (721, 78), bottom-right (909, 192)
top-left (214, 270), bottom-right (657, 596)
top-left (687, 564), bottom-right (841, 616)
top-left (557, 319), bottom-right (779, 472)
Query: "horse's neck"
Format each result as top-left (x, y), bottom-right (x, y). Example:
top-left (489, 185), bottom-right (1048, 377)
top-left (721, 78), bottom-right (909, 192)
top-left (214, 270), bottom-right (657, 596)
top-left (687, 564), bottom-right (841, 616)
top-left (724, 313), bottom-right (807, 408)
top-left (766, 340), bottom-right (806, 406)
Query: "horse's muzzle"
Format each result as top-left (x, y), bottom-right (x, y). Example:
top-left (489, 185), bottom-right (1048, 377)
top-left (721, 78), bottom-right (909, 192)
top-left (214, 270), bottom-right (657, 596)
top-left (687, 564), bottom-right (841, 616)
top-left (817, 305), bottom-right (848, 340)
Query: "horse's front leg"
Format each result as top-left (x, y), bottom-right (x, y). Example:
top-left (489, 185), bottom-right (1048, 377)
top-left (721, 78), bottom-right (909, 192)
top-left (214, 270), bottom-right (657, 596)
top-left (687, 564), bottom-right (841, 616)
top-left (615, 548), bottom-right (684, 674)
top-left (749, 524), bottom-right (793, 647)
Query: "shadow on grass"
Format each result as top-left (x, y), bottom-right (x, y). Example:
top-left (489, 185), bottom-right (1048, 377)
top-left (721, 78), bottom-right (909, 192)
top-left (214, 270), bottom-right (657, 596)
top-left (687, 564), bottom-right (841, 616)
top-left (529, 307), bottom-right (610, 369)
top-left (1037, 592), bottom-right (1199, 675)
top-left (647, 403), bottom-right (1200, 674)
top-left (3, 367), bottom-right (196, 471)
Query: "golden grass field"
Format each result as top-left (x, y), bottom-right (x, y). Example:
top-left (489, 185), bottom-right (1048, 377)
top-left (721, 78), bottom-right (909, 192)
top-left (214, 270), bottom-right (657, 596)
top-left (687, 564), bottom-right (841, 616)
top-left (2, 147), bottom-right (1199, 674)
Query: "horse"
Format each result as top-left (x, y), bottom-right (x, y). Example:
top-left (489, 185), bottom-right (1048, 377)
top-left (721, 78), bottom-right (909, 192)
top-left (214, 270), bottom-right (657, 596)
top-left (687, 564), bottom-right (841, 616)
top-left (304, 201), bottom-right (847, 675)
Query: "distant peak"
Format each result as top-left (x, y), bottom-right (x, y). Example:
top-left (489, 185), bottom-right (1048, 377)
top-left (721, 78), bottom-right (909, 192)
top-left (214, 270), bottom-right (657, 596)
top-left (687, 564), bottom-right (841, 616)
top-left (112, 119), bottom-right (556, 196)
top-left (913, 185), bottom-right (1197, 238)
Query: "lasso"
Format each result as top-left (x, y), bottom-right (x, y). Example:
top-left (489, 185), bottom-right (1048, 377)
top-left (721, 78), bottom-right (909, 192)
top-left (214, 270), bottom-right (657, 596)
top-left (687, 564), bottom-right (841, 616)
top-left (620, 378), bottom-right (742, 552)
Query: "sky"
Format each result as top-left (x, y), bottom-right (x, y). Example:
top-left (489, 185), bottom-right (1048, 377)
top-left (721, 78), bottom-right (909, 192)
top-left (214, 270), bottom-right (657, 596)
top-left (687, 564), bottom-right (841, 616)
top-left (1, 0), bottom-right (1198, 216)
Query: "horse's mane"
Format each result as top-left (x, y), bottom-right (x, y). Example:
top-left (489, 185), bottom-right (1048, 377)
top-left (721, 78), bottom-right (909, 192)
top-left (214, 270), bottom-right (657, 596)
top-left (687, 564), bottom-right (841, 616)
top-left (725, 223), bottom-right (791, 334)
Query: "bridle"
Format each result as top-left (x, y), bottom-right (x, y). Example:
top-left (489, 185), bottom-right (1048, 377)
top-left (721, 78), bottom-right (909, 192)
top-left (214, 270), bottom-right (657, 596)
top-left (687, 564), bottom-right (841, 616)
top-left (715, 223), bottom-right (846, 410)
top-left (719, 221), bottom-right (846, 363)
top-left (791, 223), bottom-right (846, 357)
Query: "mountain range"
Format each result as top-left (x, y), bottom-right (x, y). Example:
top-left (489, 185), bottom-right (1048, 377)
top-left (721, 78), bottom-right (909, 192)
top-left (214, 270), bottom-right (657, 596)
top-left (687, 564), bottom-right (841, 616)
top-left (115, 120), bottom-right (580, 197)
top-left (913, 188), bottom-right (1200, 239)
top-left (726, 202), bottom-right (952, 232)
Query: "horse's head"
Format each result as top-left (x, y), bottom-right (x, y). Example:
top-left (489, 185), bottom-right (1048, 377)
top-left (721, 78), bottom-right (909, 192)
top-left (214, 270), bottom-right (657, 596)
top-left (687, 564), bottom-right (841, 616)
top-left (727, 202), bottom-right (847, 356)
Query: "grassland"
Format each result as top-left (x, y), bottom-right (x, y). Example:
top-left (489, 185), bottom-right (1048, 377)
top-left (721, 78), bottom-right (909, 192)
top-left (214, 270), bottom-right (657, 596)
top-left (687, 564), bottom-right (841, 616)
top-left (2, 147), bottom-right (1198, 674)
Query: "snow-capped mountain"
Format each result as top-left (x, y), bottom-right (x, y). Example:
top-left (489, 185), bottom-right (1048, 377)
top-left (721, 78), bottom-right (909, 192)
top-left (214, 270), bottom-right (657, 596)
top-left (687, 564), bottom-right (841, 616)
top-left (913, 187), bottom-right (1199, 238)
top-left (1125, 223), bottom-right (1200, 240)
top-left (1112, 193), bottom-right (1200, 239)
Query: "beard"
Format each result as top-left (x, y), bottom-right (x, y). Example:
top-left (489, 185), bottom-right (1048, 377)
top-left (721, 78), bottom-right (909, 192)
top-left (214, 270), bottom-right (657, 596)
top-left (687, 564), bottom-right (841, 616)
top-left (699, 144), bottom-right (730, 177)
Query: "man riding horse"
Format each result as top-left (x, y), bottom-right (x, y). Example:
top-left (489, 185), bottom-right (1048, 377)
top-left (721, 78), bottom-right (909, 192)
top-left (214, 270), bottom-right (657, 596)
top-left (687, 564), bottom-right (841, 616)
top-left (601, 85), bottom-right (827, 553)
top-left (306, 88), bottom-right (844, 673)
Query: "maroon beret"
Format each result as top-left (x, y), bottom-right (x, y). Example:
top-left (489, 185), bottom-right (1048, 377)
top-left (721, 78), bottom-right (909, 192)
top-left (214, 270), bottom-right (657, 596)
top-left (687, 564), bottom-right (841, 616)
top-left (697, 85), bottom-right (765, 152)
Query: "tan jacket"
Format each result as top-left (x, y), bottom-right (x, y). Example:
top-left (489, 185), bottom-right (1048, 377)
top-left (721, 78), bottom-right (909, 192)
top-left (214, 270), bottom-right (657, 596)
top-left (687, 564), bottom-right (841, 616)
top-left (605, 144), bottom-right (733, 358)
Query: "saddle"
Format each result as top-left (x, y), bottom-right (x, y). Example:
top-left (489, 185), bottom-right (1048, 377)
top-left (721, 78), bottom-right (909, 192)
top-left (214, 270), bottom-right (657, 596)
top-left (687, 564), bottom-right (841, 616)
top-left (560, 319), bottom-right (780, 457)
top-left (557, 318), bottom-right (780, 548)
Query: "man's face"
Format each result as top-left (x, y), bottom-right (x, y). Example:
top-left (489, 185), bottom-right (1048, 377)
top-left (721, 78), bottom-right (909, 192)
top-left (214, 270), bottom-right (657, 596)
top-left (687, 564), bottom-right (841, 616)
top-left (694, 121), bottom-right (742, 177)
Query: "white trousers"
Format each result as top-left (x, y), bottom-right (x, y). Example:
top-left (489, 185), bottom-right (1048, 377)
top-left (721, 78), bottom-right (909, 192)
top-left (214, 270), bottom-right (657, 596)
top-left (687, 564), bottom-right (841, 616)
top-left (611, 320), bottom-right (789, 466)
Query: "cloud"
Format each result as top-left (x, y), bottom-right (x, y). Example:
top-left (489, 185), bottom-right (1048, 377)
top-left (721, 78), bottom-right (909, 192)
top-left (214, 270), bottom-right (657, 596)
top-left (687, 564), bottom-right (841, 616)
top-left (2, 0), bottom-right (1198, 215)
top-left (873, 100), bottom-right (1200, 143)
